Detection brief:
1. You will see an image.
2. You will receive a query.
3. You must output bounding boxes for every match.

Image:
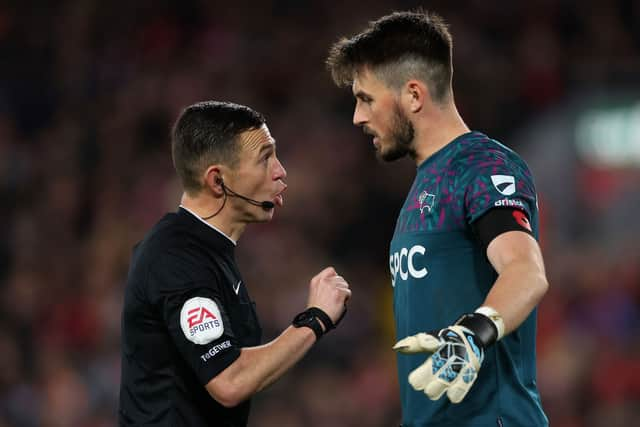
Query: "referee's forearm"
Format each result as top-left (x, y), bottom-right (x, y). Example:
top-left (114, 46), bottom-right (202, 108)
top-left (253, 326), bottom-right (317, 391)
top-left (206, 325), bottom-right (316, 406)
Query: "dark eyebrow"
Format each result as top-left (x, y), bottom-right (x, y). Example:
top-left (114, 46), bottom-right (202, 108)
top-left (259, 141), bottom-right (276, 153)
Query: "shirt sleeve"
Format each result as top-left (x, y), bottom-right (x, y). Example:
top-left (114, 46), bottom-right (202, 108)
top-left (148, 254), bottom-right (241, 385)
top-left (461, 146), bottom-right (537, 232)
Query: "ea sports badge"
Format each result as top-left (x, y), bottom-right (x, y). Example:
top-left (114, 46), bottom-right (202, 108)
top-left (180, 297), bottom-right (224, 344)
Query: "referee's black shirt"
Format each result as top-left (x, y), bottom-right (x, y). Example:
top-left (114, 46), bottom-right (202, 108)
top-left (119, 207), bottom-right (262, 426)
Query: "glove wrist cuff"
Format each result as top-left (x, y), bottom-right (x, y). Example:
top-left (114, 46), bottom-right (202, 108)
top-left (455, 311), bottom-right (500, 348)
top-left (475, 306), bottom-right (505, 341)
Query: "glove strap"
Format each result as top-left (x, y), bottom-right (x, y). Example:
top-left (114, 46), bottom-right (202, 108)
top-left (455, 312), bottom-right (499, 348)
top-left (475, 306), bottom-right (505, 340)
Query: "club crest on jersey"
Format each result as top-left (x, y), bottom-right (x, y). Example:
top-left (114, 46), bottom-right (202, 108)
top-left (180, 297), bottom-right (224, 345)
top-left (418, 191), bottom-right (436, 214)
top-left (490, 175), bottom-right (516, 196)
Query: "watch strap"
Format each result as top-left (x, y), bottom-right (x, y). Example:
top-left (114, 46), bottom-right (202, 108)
top-left (306, 307), bottom-right (335, 331)
top-left (303, 315), bottom-right (325, 340)
top-left (292, 307), bottom-right (335, 340)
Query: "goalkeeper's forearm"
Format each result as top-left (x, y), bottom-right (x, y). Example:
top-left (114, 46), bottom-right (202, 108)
top-left (485, 232), bottom-right (549, 336)
top-left (483, 258), bottom-right (548, 336)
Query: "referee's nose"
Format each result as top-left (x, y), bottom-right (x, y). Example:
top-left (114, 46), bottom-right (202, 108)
top-left (273, 155), bottom-right (287, 181)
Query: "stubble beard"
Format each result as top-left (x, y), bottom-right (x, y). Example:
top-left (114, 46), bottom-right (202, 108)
top-left (377, 104), bottom-right (416, 162)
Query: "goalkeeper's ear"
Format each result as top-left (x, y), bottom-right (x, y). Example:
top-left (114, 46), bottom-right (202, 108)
top-left (393, 332), bottom-right (440, 353)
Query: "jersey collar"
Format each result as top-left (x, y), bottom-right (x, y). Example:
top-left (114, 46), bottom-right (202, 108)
top-left (178, 205), bottom-right (237, 246)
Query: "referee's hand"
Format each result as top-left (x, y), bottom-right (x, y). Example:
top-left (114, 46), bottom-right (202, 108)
top-left (307, 267), bottom-right (351, 326)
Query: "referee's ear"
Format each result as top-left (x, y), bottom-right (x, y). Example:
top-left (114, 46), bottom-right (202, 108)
top-left (203, 165), bottom-right (226, 197)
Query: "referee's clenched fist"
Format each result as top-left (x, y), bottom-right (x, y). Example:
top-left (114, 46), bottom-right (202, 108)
top-left (302, 267), bottom-right (352, 336)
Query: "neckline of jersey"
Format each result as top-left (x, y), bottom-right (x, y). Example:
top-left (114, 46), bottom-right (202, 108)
top-left (416, 131), bottom-right (483, 171)
top-left (178, 205), bottom-right (237, 246)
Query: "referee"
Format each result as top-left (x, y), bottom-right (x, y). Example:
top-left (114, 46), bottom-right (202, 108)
top-left (119, 101), bottom-right (351, 426)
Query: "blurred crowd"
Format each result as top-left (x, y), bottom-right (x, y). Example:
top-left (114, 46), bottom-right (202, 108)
top-left (1, 1), bottom-right (639, 426)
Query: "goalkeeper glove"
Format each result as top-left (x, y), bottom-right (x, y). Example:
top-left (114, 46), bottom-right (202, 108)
top-left (393, 307), bottom-right (504, 404)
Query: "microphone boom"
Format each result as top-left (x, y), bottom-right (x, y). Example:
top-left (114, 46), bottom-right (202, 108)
top-left (224, 183), bottom-right (274, 210)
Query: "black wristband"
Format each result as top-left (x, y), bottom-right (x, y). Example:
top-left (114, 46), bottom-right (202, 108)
top-left (455, 312), bottom-right (498, 348)
top-left (307, 307), bottom-right (335, 331)
top-left (292, 307), bottom-right (334, 340)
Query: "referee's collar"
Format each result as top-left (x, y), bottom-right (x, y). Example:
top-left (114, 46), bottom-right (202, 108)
top-left (178, 205), bottom-right (237, 246)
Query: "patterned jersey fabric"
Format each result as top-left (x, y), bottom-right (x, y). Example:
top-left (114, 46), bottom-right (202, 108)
top-left (390, 131), bottom-right (548, 426)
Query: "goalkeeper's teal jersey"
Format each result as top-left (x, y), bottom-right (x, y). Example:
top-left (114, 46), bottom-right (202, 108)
top-left (390, 132), bottom-right (548, 427)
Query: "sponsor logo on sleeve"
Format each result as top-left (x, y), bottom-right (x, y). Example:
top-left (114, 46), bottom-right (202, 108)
top-left (494, 198), bottom-right (524, 208)
top-left (180, 297), bottom-right (224, 345)
top-left (490, 175), bottom-right (516, 196)
top-left (200, 340), bottom-right (232, 362)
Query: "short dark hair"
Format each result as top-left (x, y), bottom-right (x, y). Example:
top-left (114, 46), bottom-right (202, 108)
top-left (171, 101), bottom-right (265, 194)
top-left (327, 11), bottom-right (453, 103)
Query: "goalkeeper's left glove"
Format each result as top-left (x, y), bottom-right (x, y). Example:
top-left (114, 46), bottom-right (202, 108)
top-left (393, 307), bottom-right (504, 404)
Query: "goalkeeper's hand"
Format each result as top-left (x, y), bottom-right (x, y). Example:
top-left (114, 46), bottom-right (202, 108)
top-left (393, 311), bottom-right (503, 404)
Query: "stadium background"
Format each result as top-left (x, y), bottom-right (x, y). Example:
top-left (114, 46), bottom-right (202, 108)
top-left (1, 1), bottom-right (639, 426)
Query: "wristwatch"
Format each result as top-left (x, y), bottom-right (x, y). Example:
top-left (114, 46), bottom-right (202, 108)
top-left (292, 307), bottom-right (334, 340)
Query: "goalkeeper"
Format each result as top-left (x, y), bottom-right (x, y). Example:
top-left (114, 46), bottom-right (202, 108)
top-left (327, 10), bottom-right (549, 427)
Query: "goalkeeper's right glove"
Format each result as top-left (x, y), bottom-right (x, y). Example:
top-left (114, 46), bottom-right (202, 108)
top-left (393, 308), bottom-right (504, 404)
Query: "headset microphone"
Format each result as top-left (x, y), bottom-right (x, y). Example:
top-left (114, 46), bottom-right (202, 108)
top-left (201, 178), bottom-right (275, 220)
top-left (221, 180), bottom-right (275, 210)
top-left (261, 200), bottom-right (275, 209)
top-left (226, 187), bottom-right (275, 210)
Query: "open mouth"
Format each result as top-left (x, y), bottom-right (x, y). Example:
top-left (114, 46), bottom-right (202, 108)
top-left (364, 127), bottom-right (379, 148)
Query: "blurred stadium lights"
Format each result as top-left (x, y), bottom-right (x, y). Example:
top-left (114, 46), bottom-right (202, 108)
top-left (575, 99), bottom-right (640, 168)
top-left (516, 89), bottom-right (640, 246)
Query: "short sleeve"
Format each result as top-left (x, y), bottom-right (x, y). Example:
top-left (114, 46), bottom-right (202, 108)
top-left (163, 287), bottom-right (240, 385)
top-left (148, 253), bottom-right (241, 385)
top-left (461, 146), bottom-right (537, 231)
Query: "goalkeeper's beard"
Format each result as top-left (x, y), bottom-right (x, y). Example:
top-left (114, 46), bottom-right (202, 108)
top-left (376, 103), bottom-right (416, 162)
